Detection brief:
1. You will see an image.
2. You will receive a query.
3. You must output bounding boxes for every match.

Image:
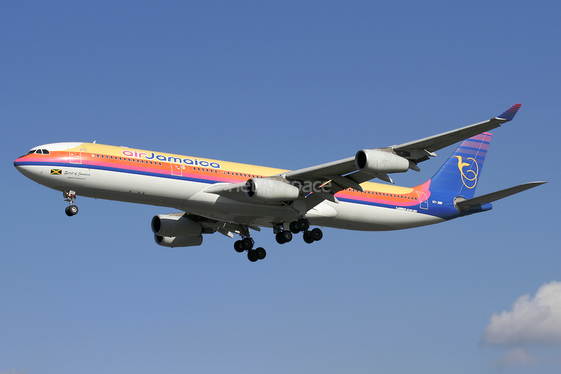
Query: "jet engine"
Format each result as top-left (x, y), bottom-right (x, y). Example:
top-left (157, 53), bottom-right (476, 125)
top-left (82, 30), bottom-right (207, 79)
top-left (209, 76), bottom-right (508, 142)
top-left (151, 214), bottom-right (203, 237)
top-left (355, 149), bottom-right (410, 174)
top-left (245, 178), bottom-right (300, 202)
top-left (154, 234), bottom-right (203, 248)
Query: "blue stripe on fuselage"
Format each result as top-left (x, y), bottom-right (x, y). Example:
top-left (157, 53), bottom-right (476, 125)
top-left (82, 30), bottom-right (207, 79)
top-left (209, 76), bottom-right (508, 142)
top-left (14, 160), bottom-right (221, 185)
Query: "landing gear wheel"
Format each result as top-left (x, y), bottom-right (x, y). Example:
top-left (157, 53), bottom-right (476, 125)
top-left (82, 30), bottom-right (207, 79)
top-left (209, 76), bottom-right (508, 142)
top-left (289, 221), bottom-right (301, 234)
top-left (240, 237), bottom-right (254, 251)
top-left (65, 205), bottom-right (79, 216)
top-left (311, 228), bottom-right (323, 241)
top-left (255, 247), bottom-right (266, 260)
top-left (247, 249), bottom-right (259, 262)
top-left (234, 240), bottom-right (244, 253)
top-left (296, 218), bottom-right (310, 232)
top-left (303, 231), bottom-right (314, 244)
top-left (276, 231), bottom-right (293, 244)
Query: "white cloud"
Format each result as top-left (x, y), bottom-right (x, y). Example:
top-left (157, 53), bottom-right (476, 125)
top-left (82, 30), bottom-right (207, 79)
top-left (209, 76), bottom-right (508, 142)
top-left (495, 348), bottom-right (538, 369)
top-left (483, 280), bottom-right (561, 345)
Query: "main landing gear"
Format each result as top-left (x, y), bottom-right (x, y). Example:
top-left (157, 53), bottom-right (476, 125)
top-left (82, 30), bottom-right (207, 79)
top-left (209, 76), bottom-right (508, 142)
top-left (285, 218), bottom-right (323, 244)
top-left (63, 190), bottom-right (79, 216)
top-left (234, 237), bottom-right (266, 263)
top-left (233, 218), bottom-right (323, 263)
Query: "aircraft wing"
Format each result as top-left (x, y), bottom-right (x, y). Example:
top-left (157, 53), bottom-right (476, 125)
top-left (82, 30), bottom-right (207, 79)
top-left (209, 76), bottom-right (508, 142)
top-left (168, 212), bottom-right (261, 237)
top-left (391, 103), bottom-right (522, 163)
top-left (283, 104), bottom-right (522, 193)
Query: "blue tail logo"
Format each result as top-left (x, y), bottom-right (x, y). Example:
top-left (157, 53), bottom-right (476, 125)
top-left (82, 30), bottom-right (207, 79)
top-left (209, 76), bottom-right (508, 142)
top-left (428, 132), bottom-right (491, 200)
top-left (455, 155), bottom-right (479, 189)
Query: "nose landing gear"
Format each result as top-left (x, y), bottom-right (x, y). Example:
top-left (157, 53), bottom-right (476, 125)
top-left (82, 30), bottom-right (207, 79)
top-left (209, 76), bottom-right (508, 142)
top-left (63, 190), bottom-right (78, 216)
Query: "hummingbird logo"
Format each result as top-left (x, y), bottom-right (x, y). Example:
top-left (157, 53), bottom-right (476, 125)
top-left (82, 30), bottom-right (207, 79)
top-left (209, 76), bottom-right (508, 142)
top-left (455, 156), bottom-right (478, 189)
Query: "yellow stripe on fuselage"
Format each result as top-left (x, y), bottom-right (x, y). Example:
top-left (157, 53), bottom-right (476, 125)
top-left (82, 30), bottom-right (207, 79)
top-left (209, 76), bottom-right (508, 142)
top-left (70, 143), bottom-right (414, 195)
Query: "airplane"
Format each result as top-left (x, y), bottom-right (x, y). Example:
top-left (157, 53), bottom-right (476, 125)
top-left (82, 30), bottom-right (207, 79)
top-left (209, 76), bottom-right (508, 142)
top-left (14, 104), bottom-right (545, 262)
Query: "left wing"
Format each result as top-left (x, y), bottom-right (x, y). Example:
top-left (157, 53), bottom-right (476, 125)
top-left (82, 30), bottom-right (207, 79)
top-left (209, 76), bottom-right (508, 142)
top-left (205, 104), bottom-right (522, 207)
top-left (391, 103), bottom-right (521, 163)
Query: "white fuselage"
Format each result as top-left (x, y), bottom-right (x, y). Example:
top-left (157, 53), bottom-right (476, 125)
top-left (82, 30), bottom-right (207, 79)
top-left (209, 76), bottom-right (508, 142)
top-left (16, 160), bottom-right (443, 232)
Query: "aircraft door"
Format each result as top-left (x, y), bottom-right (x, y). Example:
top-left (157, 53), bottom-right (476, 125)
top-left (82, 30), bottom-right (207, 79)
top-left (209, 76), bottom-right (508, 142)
top-left (171, 163), bottom-right (183, 176)
top-left (69, 150), bottom-right (82, 164)
top-left (415, 191), bottom-right (429, 210)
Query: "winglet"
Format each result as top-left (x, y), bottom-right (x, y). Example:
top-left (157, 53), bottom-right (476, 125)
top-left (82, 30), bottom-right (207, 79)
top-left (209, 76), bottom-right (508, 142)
top-left (497, 103), bottom-right (522, 121)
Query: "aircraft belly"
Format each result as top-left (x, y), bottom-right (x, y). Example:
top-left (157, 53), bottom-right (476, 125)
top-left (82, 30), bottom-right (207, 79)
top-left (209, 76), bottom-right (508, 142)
top-left (325, 201), bottom-right (444, 231)
top-left (181, 191), bottom-right (297, 226)
top-left (182, 190), bottom-right (442, 231)
top-left (17, 165), bottom-right (444, 231)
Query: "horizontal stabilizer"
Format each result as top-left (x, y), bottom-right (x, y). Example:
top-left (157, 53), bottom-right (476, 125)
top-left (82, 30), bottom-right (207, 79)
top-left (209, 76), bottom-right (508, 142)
top-left (455, 181), bottom-right (546, 212)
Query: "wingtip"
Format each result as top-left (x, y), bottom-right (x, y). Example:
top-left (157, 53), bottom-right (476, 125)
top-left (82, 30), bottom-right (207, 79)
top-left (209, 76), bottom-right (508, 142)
top-left (522, 181), bottom-right (547, 190)
top-left (497, 103), bottom-right (522, 121)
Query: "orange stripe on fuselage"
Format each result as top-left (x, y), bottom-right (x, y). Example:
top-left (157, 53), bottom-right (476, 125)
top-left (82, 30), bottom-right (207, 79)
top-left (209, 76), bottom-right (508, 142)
top-left (28, 143), bottom-right (427, 206)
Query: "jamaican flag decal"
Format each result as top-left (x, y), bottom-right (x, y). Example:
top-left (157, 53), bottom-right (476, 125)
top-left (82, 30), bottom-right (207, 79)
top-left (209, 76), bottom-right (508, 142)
top-left (51, 169), bottom-right (62, 175)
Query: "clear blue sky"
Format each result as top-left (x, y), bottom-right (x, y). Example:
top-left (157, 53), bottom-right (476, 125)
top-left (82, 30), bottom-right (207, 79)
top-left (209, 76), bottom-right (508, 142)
top-left (1, 1), bottom-right (560, 373)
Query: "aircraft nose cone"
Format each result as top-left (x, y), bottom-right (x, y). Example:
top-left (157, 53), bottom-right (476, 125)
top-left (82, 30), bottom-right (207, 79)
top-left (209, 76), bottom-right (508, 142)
top-left (14, 157), bottom-right (24, 168)
top-left (14, 156), bottom-right (34, 177)
top-left (14, 155), bottom-right (29, 168)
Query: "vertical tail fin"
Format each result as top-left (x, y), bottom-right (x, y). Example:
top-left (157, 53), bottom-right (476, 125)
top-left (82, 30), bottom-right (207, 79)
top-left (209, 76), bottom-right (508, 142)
top-left (428, 132), bottom-right (492, 199)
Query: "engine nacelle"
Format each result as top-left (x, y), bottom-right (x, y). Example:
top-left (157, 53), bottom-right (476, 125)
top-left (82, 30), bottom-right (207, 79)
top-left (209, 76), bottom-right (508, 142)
top-left (151, 214), bottom-right (203, 237)
top-left (154, 234), bottom-right (203, 248)
top-left (245, 178), bottom-right (300, 202)
top-left (355, 149), bottom-right (410, 174)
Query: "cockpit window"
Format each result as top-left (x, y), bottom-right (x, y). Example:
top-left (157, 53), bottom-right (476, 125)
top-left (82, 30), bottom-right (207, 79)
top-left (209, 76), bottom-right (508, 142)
top-left (25, 149), bottom-right (50, 155)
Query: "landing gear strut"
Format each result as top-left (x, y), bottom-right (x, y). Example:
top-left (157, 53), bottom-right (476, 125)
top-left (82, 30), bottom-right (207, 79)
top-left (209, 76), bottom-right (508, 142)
top-left (63, 190), bottom-right (78, 216)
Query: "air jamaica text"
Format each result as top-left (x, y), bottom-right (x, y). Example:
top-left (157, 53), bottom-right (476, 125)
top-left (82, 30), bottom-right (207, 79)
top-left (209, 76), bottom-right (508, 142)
top-left (121, 150), bottom-right (221, 169)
